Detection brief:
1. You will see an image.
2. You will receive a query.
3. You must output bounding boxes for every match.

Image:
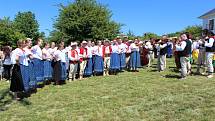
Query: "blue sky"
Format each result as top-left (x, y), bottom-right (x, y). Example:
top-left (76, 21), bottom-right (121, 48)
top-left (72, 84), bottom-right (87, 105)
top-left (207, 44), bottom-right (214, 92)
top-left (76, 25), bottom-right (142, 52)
top-left (0, 0), bottom-right (214, 36)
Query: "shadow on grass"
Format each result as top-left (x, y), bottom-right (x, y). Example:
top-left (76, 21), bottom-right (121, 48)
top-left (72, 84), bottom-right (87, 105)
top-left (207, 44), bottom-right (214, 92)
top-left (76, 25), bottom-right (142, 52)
top-left (164, 74), bottom-right (181, 79)
top-left (0, 89), bottom-right (31, 112)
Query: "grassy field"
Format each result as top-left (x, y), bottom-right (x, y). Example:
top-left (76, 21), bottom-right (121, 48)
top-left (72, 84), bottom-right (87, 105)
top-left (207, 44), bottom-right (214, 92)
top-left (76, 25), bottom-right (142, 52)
top-left (1, 59), bottom-right (215, 121)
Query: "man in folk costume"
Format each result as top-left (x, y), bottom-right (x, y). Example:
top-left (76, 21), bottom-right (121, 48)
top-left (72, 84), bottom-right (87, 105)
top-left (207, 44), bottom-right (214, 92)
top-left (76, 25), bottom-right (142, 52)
top-left (145, 40), bottom-right (154, 67)
top-left (125, 40), bottom-right (132, 69)
top-left (155, 38), bottom-right (168, 72)
top-left (103, 39), bottom-right (112, 76)
top-left (79, 41), bottom-right (88, 79)
top-left (68, 42), bottom-right (79, 81)
top-left (202, 29), bottom-right (215, 78)
top-left (176, 33), bottom-right (192, 79)
top-left (94, 41), bottom-right (104, 75)
top-left (84, 41), bottom-right (93, 77)
top-left (196, 38), bottom-right (206, 75)
top-left (117, 38), bottom-right (127, 71)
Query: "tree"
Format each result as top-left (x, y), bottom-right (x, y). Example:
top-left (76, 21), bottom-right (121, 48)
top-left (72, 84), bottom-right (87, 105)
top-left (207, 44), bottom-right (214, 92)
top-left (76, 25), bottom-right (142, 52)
top-left (14, 11), bottom-right (40, 40)
top-left (182, 25), bottom-right (202, 38)
top-left (0, 17), bottom-right (25, 47)
top-left (53, 0), bottom-right (121, 43)
top-left (142, 32), bottom-right (159, 40)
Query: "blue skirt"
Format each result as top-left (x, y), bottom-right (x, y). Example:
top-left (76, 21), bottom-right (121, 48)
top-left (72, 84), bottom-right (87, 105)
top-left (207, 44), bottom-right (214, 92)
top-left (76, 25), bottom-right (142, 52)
top-left (167, 47), bottom-right (173, 56)
top-left (20, 64), bottom-right (30, 92)
top-left (60, 62), bottom-right (67, 81)
top-left (119, 53), bottom-right (126, 69)
top-left (44, 60), bottom-right (53, 80)
top-left (130, 51), bottom-right (141, 69)
top-left (94, 55), bottom-right (104, 73)
top-left (84, 58), bottom-right (93, 76)
top-left (32, 58), bottom-right (44, 82)
top-left (110, 53), bottom-right (120, 70)
top-left (29, 61), bottom-right (37, 88)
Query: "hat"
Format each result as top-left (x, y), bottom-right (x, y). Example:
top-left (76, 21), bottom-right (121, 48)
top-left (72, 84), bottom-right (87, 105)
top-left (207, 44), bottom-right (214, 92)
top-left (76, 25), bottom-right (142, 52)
top-left (71, 42), bottom-right (76, 46)
top-left (104, 39), bottom-right (110, 43)
top-left (82, 41), bottom-right (88, 44)
top-left (26, 38), bottom-right (32, 41)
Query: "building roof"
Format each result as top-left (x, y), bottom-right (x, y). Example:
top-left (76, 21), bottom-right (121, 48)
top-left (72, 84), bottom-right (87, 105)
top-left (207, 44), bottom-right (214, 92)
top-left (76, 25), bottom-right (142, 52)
top-left (199, 8), bottom-right (215, 19)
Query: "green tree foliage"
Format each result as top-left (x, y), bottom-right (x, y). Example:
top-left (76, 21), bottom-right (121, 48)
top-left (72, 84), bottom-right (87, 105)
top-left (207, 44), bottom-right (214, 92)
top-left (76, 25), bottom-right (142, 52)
top-left (14, 11), bottom-right (41, 40)
top-left (142, 32), bottom-right (160, 40)
top-left (0, 17), bottom-right (25, 47)
top-left (53, 0), bottom-right (121, 43)
top-left (182, 25), bottom-right (202, 38)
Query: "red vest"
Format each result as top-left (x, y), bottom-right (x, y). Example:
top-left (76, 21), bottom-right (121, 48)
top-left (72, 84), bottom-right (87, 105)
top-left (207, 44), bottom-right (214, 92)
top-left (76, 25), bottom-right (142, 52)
top-left (70, 50), bottom-right (78, 64)
top-left (102, 46), bottom-right (112, 58)
top-left (79, 47), bottom-right (88, 62)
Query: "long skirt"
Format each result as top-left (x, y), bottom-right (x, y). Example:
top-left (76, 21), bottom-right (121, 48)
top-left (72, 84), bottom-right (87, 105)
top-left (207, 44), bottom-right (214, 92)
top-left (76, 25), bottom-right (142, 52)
top-left (43, 60), bottom-right (53, 80)
top-left (84, 58), bottom-right (93, 76)
top-left (20, 64), bottom-right (30, 92)
top-left (94, 55), bottom-right (104, 73)
top-left (32, 58), bottom-right (44, 83)
top-left (53, 61), bottom-right (67, 82)
top-left (130, 51), bottom-right (141, 69)
top-left (10, 64), bottom-right (24, 92)
top-left (119, 53), bottom-right (126, 70)
top-left (110, 53), bottom-right (120, 70)
top-left (29, 61), bottom-right (37, 88)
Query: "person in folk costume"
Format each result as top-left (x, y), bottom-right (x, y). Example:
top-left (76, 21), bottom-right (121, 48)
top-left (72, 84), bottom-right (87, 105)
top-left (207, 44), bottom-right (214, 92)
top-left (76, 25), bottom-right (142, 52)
top-left (196, 37), bottom-right (207, 75)
top-left (202, 29), bottom-right (215, 78)
top-left (103, 39), bottom-right (112, 76)
top-left (155, 37), bottom-right (168, 72)
top-left (125, 40), bottom-right (132, 69)
top-left (110, 40), bottom-right (120, 75)
top-left (176, 33), bottom-right (192, 79)
top-left (117, 38), bottom-right (127, 71)
top-left (23, 38), bottom-right (37, 93)
top-left (2, 43), bottom-right (12, 80)
top-left (31, 38), bottom-right (44, 84)
top-left (173, 38), bottom-right (182, 70)
top-left (139, 41), bottom-right (148, 67)
top-left (10, 40), bottom-right (25, 100)
top-left (53, 42), bottom-right (67, 85)
top-left (84, 41), bottom-right (93, 77)
top-left (79, 41), bottom-right (89, 79)
top-left (192, 38), bottom-right (200, 64)
top-left (91, 41), bottom-right (96, 74)
top-left (68, 42), bottom-right (79, 81)
top-left (185, 33), bottom-right (193, 75)
top-left (94, 40), bottom-right (104, 75)
top-left (129, 39), bottom-right (141, 72)
top-left (42, 42), bottom-right (53, 84)
top-left (167, 39), bottom-right (174, 58)
top-left (0, 48), bottom-right (4, 80)
top-left (145, 40), bottom-right (153, 67)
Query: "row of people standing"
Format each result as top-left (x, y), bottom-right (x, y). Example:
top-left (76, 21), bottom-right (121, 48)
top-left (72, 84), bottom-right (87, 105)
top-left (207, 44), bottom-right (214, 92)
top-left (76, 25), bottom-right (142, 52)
top-left (9, 38), bottom-right (143, 100)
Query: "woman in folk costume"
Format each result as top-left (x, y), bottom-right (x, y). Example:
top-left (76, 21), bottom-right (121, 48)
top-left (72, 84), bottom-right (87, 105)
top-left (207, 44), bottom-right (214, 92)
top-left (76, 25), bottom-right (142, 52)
top-left (79, 41), bottom-right (89, 79)
top-left (84, 41), bottom-right (93, 77)
top-left (53, 42), bottom-right (67, 85)
top-left (103, 39), bottom-right (112, 76)
top-left (91, 41), bottom-right (96, 73)
top-left (42, 42), bottom-right (53, 83)
top-left (117, 39), bottom-right (127, 71)
top-left (31, 39), bottom-right (44, 83)
top-left (129, 39), bottom-right (141, 72)
top-left (110, 40), bottom-right (120, 74)
top-left (10, 40), bottom-right (25, 100)
top-left (68, 42), bottom-right (79, 81)
top-left (23, 39), bottom-right (37, 93)
top-left (173, 38), bottom-right (182, 70)
top-left (94, 41), bottom-right (104, 75)
top-left (2, 44), bottom-right (12, 80)
top-left (141, 41), bottom-right (149, 67)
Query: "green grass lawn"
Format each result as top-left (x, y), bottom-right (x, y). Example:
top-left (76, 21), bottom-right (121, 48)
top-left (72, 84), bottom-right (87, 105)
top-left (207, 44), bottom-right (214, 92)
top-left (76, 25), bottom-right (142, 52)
top-left (1, 59), bottom-right (215, 121)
